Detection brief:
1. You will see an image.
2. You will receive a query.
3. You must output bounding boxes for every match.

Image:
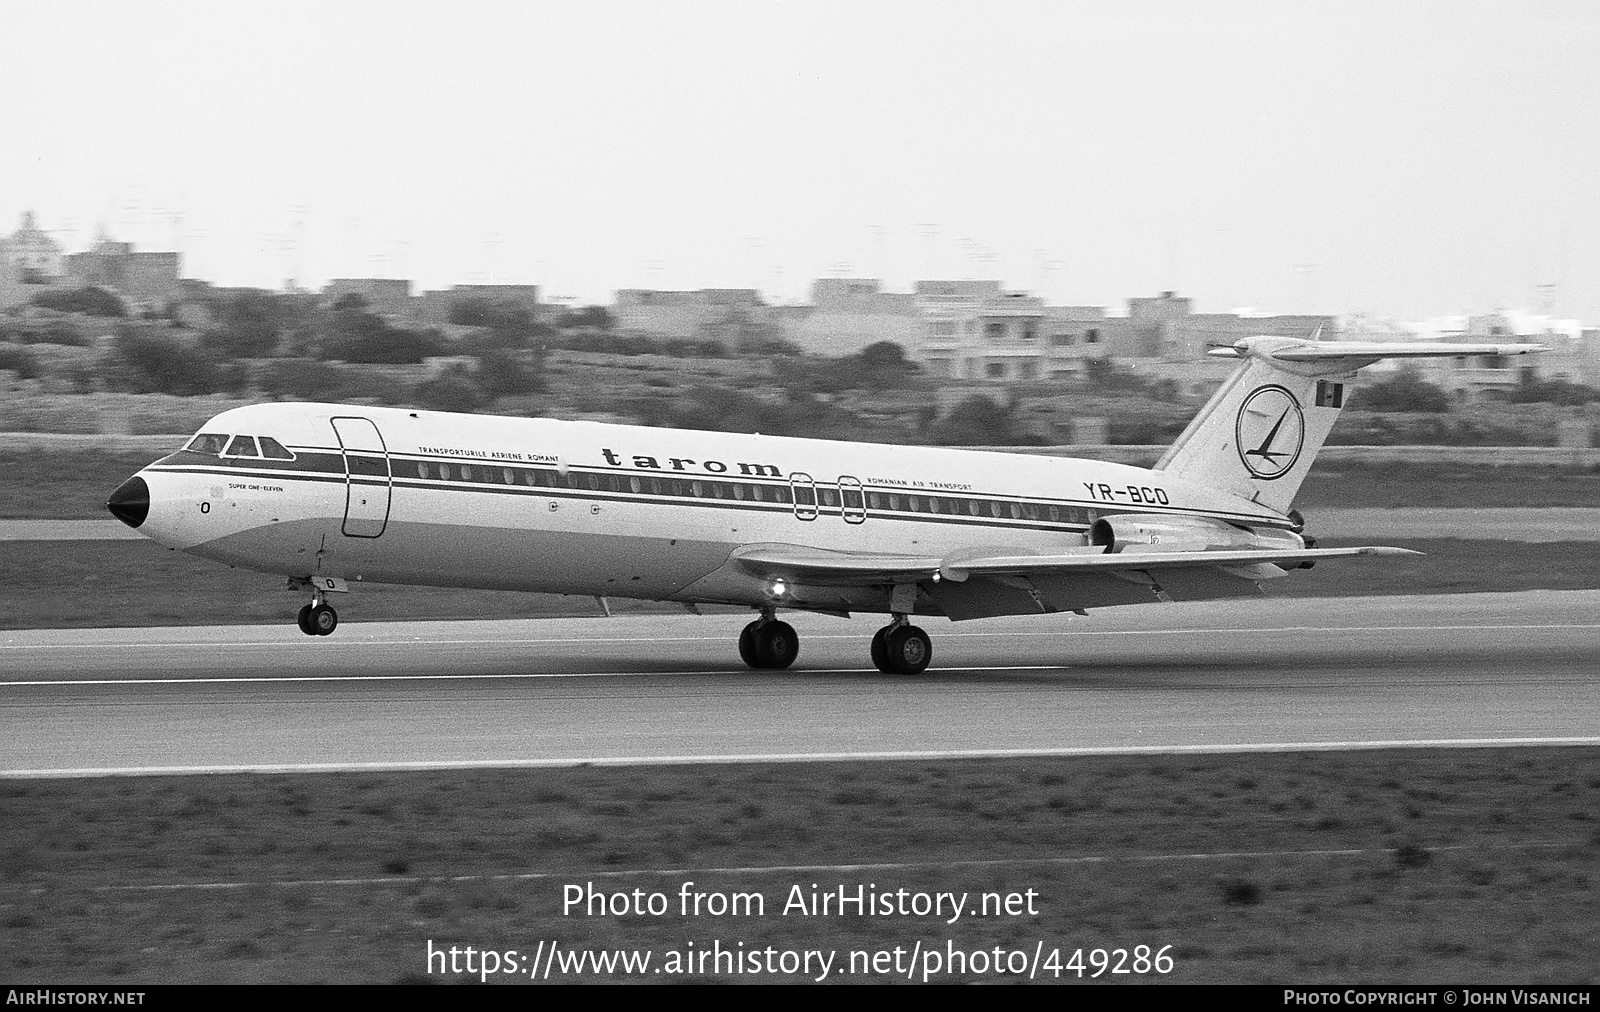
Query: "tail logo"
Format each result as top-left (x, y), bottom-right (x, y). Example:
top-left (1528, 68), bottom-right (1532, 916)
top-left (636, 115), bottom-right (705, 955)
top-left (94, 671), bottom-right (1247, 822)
top-left (1235, 385), bottom-right (1304, 480)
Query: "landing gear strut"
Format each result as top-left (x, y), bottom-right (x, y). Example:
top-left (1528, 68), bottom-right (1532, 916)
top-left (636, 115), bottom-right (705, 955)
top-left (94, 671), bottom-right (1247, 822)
top-left (872, 616), bottom-right (931, 675)
top-left (738, 609), bottom-right (798, 669)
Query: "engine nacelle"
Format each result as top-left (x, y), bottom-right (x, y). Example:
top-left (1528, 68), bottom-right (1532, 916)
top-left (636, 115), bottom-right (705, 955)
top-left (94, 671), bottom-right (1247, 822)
top-left (1089, 513), bottom-right (1304, 554)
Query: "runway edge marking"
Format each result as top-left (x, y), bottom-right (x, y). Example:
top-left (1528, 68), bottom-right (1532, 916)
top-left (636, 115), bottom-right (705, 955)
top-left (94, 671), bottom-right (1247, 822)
top-left (7, 736), bottom-right (1600, 778)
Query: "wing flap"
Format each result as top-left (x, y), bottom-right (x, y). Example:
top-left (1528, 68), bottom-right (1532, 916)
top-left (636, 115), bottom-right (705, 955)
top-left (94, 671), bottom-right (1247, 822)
top-left (939, 546), bottom-right (1417, 581)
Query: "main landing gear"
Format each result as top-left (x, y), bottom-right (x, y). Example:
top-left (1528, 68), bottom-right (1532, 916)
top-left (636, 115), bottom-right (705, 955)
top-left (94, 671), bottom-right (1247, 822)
top-left (735, 610), bottom-right (932, 675)
top-left (739, 610), bottom-right (799, 669)
top-left (871, 617), bottom-right (932, 676)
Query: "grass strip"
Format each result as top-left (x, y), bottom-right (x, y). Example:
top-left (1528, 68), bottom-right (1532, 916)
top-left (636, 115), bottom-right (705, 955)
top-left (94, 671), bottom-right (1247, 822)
top-left (3, 749), bottom-right (1595, 983)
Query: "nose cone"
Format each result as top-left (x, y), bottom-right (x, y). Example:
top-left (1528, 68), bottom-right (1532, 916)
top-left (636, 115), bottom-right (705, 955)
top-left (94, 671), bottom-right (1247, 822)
top-left (107, 475), bottom-right (150, 529)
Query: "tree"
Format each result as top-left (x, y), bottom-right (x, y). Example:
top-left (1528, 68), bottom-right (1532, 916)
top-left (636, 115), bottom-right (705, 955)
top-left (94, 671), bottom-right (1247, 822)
top-left (412, 367), bottom-right (487, 413)
top-left (110, 328), bottom-right (241, 395)
top-left (1081, 357), bottom-right (1156, 392)
top-left (1505, 375), bottom-right (1600, 406)
top-left (449, 298), bottom-right (549, 349)
top-left (319, 310), bottom-right (445, 364)
top-left (557, 305), bottom-right (615, 331)
top-left (1357, 370), bottom-right (1451, 413)
top-left (854, 341), bottom-right (917, 391)
top-left (200, 291), bottom-right (288, 358)
top-left (0, 345), bottom-right (39, 380)
top-left (472, 349), bottom-right (545, 398)
top-left (31, 286), bottom-right (127, 317)
top-left (929, 396), bottom-right (1025, 446)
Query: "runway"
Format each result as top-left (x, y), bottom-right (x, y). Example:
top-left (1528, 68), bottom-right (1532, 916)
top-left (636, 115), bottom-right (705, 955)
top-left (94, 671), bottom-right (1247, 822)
top-left (3, 591), bottom-right (1597, 777)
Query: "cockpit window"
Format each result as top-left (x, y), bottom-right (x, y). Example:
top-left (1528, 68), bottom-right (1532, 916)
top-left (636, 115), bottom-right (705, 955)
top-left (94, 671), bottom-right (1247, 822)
top-left (224, 435), bottom-right (260, 457)
top-left (186, 433), bottom-right (229, 455)
top-left (258, 436), bottom-right (295, 460)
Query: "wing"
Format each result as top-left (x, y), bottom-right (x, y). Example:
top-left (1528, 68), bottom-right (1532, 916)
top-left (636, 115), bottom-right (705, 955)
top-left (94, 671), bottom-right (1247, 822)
top-left (732, 543), bottom-right (1417, 583)
top-left (730, 542), bottom-right (1421, 620)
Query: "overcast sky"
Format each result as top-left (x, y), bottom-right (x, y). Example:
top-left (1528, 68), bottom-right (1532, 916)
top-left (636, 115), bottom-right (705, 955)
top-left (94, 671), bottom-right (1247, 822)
top-left (3, 1), bottom-right (1597, 320)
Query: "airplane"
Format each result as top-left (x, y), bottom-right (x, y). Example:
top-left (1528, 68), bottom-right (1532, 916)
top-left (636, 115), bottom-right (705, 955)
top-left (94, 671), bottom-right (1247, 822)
top-left (106, 335), bottom-right (1542, 674)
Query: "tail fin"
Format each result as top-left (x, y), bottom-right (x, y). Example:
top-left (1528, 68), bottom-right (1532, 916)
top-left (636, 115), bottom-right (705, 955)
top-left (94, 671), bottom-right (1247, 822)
top-left (1154, 336), bottom-right (1544, 513)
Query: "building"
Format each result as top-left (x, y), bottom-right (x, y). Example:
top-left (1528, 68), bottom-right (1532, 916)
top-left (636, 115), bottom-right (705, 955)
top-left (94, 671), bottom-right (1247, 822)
top-left (413, 284), bottom-right (542, 325)
top-left (0, 212), bottom-right (67, 309)
top-left (611, 288), bottom-right (767, 341)
top-left (4, 212), bottom-right (64, 282)
top-left (910, 286), bottom-right (1335, 390)
top-left (913, 280), bottom-right (1048, 381)
top-left (322, 278), bottom-right (413, 316)
top-left (1406, 311), bottom-right (1594, 398)
top-left (775, 279), bottom-right (922, 356)
top-left (61, 231), bottom-right (182, 309)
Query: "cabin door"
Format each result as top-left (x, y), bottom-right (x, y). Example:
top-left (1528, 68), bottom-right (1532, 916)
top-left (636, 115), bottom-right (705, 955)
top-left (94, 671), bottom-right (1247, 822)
top-left (837, 475), bottom-right (866, 524)
top-left (788, 472), bottom-right (818, 521)
top-left (331, 416), bottom-right (392, 538)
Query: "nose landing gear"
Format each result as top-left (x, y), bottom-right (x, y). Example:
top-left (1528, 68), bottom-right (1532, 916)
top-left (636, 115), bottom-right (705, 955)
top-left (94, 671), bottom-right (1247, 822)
top-left (288, 576), bottom-right (346, 637)
top-left (296, 601), bottom-right (338, 637)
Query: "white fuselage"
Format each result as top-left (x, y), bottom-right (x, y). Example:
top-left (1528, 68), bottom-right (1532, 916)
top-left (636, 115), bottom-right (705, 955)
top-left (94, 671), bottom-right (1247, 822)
top-left (126, 402), bottom-right (1291, 616)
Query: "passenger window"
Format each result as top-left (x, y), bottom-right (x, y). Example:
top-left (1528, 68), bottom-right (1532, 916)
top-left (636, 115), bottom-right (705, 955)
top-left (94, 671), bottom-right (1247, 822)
top-left (751, 484), bottom-right (766, 501)
top-left (868, 493), bottom-right (882, 510)
top-left (439, 464), bottom-right (451, 481)
top-left (990, 501), bottom-right (1003, 518)
top-left (1010, 503), bottom-right (1023, 519)
top-left (888, 494), bottom-right (902, 511)
top-left (820, 488), bottom-right (838, 507)
top-left (186, 432), bottom-right (229, 455)
top-left (691, 481), bottom-right (705, 497)
top-left (461, 465), bottom-right (473, 481)
top-left (908, 496), bottom-right (921, 512)
top-left (1048, 505), bottom-right (1060, 522)
top-left (259, 436), bottom-right (295, 460)
top-left (417, 462), bottom-right (430, 479)
top-left (731, 484), bottom-right (746, 500)
top-left (224, 435), bottom-right (259, 457)
top-left (967, 500), bottom-right (981, 516)
top-left (523, 470), bottom-right (537, 487)
top-left (503, 468), bottom-right (515, 484)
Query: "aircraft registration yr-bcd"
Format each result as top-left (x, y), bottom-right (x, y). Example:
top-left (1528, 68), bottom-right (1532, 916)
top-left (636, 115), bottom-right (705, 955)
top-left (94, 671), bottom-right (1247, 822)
top-left (106, 336), bottom-right (1541, 674)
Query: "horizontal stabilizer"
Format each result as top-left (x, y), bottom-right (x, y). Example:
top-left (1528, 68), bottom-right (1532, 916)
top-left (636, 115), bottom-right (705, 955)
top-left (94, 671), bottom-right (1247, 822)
top-left (1207, 340), bottom-right (1546, 363)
